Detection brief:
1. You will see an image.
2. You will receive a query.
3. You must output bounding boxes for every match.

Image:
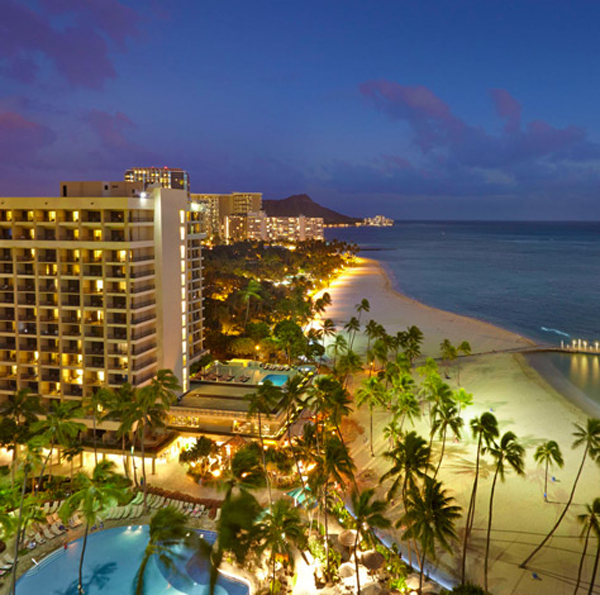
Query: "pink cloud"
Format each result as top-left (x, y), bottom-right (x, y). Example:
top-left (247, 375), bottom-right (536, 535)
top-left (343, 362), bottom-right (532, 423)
top-left (0, 111), bottom-right (56, 163)
top-left (489, 88), bottom-right (522, 133)
top-left (1, 0), bottom-right (141, 89)
top-left (87, 110), bottom-right (136, 149)
top-left (360, 80), bottom-right (465, 152)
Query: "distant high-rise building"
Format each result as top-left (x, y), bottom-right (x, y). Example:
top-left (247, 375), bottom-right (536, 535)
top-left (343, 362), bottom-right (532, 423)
top-left (125, 167), bottom-right (190, 193)
top-left (190, 192), bottom-right (262, 241)
top-left (224, 211), bottom-right (324, 243)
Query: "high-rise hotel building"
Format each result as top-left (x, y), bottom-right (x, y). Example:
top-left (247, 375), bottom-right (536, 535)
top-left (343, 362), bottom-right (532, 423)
top-left (0, 181), bottom-right (204, 417)
top-left (124, 167), bottom-right (190, 194)
top-left (190, 192), bottom-right (262, 240)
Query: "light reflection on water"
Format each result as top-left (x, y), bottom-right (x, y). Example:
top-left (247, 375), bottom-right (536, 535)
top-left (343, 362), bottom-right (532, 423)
top-left (528, 352), bottom-right (600, 409)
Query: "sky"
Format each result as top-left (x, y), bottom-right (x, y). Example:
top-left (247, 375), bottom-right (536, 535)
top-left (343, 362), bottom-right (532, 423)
top-left (2, 0), bottom-right (600, 219)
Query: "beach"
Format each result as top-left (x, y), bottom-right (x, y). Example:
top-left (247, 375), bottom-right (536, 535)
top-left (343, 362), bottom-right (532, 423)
top-left (324, 257), bottom-right (600, 595)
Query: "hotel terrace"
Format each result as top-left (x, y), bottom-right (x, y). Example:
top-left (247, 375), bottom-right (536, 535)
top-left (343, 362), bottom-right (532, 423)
top-left (169, 359), bottom-right (316, 439)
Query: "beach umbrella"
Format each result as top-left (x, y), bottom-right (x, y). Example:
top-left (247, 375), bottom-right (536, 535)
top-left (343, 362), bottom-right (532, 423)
top-left (361, 550), bottom-right (386, 571)
top-left (405, 573), bottom-right (421, 590)
top-left (338, 529), bottom-right (358, 548)
top-left (338, 562), bottom-right (355, 578)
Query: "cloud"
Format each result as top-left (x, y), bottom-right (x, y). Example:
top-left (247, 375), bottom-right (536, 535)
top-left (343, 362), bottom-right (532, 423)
top-left (489, 88), bottom-right (522, 133)
top-left (359, 80), bottom-right (464, 152)
top-left (0, 0), bottom-right (141, 89)
top-left (349, 79), bottom-right (600, 205)
top-left (84, 109), bottom-right (159, 169)
top-left (0, 111), bottom-right (56, 165)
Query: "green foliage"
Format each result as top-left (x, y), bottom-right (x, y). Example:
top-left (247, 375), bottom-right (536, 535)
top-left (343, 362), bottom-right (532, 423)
top-left (202, 241), bottom-right (355, 358)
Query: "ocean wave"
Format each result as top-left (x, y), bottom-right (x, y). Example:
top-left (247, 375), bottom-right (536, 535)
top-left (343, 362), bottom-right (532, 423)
top-left (541, 326), bottom-right (571, 338)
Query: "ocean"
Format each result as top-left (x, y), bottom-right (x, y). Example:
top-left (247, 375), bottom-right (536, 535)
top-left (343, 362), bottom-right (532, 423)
top-left (325, 221), bottom-right (600, 407)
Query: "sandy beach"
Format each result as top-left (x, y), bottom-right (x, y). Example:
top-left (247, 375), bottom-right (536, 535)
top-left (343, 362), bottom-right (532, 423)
top-left (324, 257), bottom-right (600, 595)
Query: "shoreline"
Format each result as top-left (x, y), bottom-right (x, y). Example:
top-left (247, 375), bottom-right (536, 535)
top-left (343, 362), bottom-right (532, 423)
top-left (324, 256), bottom-right (600, 594)
top-left (373, 257), bottom-right (537, 349)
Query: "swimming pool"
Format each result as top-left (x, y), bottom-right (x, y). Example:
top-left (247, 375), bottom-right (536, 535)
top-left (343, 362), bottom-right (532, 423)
top-left (261, 374), bottom-right (288, 386)
top-left (17, 526), bottom-right (249, 595)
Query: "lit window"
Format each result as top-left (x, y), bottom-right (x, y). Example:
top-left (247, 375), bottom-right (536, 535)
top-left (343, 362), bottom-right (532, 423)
top-left (180, 227), bottom-right (185, 240)
top-left (179, 210), bottom-right (185, 224)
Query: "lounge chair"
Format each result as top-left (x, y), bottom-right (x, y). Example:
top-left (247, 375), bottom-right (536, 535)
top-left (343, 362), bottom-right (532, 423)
top-left (69, 514), bottom-right (83, 528)
top-left (214, 508), bottom-right (221, 522)
top-left (48, 501), bottom-right (58, 514)
top-left (42, 502), bottom-right (50, 513)
top-left (43, 526), bottom-right (56, 540)
top-left (192, 505), bottom-right (205, 518)
top-left (51, 522), bottom-right (65, 536)
top-left (131, 492), bottom-right (144, 505)
top-left (33, 532), bottom-right (46, 545)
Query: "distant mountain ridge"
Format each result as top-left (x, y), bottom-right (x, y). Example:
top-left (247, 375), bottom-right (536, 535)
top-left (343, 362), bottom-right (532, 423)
top-left (262, 194), bottom-right (360, 225)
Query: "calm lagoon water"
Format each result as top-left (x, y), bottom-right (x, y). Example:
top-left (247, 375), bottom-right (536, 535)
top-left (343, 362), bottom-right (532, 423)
top-left (17, 526), bottom-right (249, 595)
top-left (326, 221), bottom-right (600, 406)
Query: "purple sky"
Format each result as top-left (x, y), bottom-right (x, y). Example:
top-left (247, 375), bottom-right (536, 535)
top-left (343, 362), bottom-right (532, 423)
top-left (2, 0), bottom-right (600, 219)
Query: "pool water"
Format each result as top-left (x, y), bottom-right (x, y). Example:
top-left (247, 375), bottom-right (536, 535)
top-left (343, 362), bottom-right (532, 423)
top-left (261, 374), bottom-right (288, 386)
top-left (17, 526), bottom-right (249, 595)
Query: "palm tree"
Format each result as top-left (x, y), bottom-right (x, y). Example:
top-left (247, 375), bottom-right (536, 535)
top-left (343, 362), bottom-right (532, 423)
top-left (364, 319), bottom-right (380, 353)
top-left (356, 376), bottom-right (386, 456)
top-left (453, 387), bottom-right (474, 414)
top-left (59, 460), bottom-right (126, 595)
top-left (240, 279), bottom-right (262, 327)
top-left (461, 412), bottom-right (499, 584)
top-left (349, 488), bottom-right (390, 595)
top-left (314, 292), bottom-right (332, 316)
top-left (574, 498), bottom-right (600, 595)
top-left (134, 506), bottom-right (191, 595)
top-left (521, 418), bottom-right (600, 569)
top-left (400, 476), bottom-right (461, 591)
top-left (404, 325), bottom-right (424, 366)
top-left (430, 400), bottom-right (463, 477)
top-left (9, 439), bottom-right (43, 595)
top-left (99, 382), bottom-right (137, 479)
top-left (310, 434), bottom-right (356, 577)
top-left (320, 318), bottom-right (337, 350)
top-left (456, 340), bottom-right (472, 385)
top-left (279, 374), bottom-right (308, 486)
top-left (32, 401), bottom-right (86, 491)
top-left (484, 431), bottom-right (525, 592)
top-left (327, 334), bottom-right (348, 369)
top-left (336, 349), bottom-right (362, 386)
top-left (355, 298), bottom-right (370, 325)
top-left (381, 431), bottom-right (431, 513)
top-left (0, 389), bottom-right (42, 487)
top-left (83, 389), bottom-right (108, 465)
top-left (136, 370), bottom-right (181, 509)
top-left (222, 442), bottom-right (266, 499)
top-left (371, 337), bottom-right (389, 372)
top-left (344, 316), bottom-right (361, 351)
top-left (244, 381), bottom-right (281, 506)
top-left (390, 374), bottom-right (420, 431)
top-left (256, 498), bottom-right (307, 593)
top-left (533, 440), bottom-right (564, 502)
top-left (440, 339), bottom-right (457, 374)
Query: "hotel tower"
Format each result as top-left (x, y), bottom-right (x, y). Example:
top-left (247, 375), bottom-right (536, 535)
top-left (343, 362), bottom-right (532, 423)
top-left (0, 181), bottom-right (204, 422)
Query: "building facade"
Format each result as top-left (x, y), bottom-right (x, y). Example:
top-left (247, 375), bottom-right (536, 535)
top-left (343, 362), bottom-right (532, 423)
top-left (190, 192), bottom-right (262, 241)
top-left (224, 211), bottom-right (324, 243)
top-left (0, 182), bottom-right (204, 419)
top-left (124, 167), bottom-right (190, 193)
